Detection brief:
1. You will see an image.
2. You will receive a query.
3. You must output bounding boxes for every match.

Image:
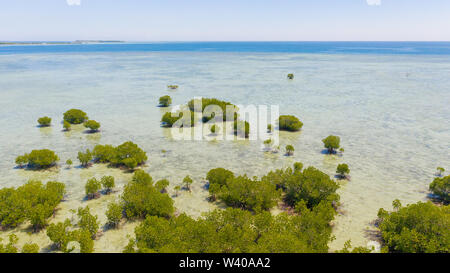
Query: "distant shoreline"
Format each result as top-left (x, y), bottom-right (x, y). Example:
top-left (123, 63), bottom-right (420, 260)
top-left (0, 40), bottom-right (125, 45)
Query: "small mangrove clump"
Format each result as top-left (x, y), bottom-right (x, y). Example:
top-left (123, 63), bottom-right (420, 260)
top-left (336, 164), bottom-right (350, 179)
top-left (210, 124), bottom-right (218, 134)
top-left (15, 149), bottom-right (59, 169)
top-left (85, 178), bottom-right (101, 200)
top-left (83, 120), bottom-right (101, 133)
top-left (234, 120), bottom-right (250, 138)
top-left (322, 135), bottom-right (341, 154)
top-left (159, 95), bottom-right (172, 107)
top-left (63, 121), bottom-right (71, 131)
top-left (161, 109), bottom-right (195, 128)
top-left (188, 97), bottom-right (238, 122)
top-left (183, 175), bottom-right (193, 191)
top-left (278, 115), bottom-right (303, 132)
top-left (429, 175), bottom-right (449, 203)
top-left (287, 73), bottom-right (294, 79)
top-left (436, 167), bottom-right (445, 177)
top-left (63, 109), bottom-right (88, 124)
top-left (37, 116), bottom-right (52, 127)
top-left (167, 85), bottom-right (179, 90)
top-left (91, 141), bottom-right (148, 170)
top-left (77, 149), bottom-right (93, 168)
top-left (285, 145), bottom-right (295, 156)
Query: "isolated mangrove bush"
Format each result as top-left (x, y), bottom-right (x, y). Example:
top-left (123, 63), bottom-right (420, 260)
top-left (159, 95), bottom-right (172, 107)
top-left (278, 115), bottom-right (303, 132)
top-left (37, 116), bottom-right (51, 127)
top-left (322, 135), bottom-right (340, 153)
top-left (63, 109), bottom-right (88, 124)
top-left (15, 149), bottom-right (59, 169)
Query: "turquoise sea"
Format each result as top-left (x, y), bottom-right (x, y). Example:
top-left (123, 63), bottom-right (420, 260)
top-left (0, 42), bottom-right (449, 251)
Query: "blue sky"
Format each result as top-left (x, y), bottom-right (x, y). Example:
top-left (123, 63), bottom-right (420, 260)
top-left (1, 0), bottom-right (449, 41)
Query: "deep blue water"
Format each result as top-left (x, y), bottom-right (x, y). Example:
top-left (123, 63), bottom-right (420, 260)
top-left (1, 42), bottom-right (450, 55)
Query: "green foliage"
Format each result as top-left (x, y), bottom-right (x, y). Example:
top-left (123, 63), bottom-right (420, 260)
top-left (130, 207), bottom-right (334, 253)
top-left (207, 168), bottom-right (234, 201)
top-left (101, 176), bottom-right (115, 193)
top-left (293, 162), bottom-right (304, 172)
top-left (15, 155), bottom-right (28, 167)
top-left (322, 135), bottom-right (341, 153)
top-left (210, 124), bottom-right (218, 134)
top-left (159, 95), bottom-right (172, 107)
top-left (336, 164), bottom-right (350, 178)
top-left (46, 219), bottom-right (73, 252)
top-left (77, 149), bottom-right (92, 167)
top-left (37, 116), bottom-right (51, 127)
top-left (0, 234), bottom-right (18, 253)
top-left (66, 159), bottom-right (73, 166)
top-left (429, 175), bottom-right (449, 203)
top-left (0, 180), bottom-right (65, 230)
top-left (286, 145), bottom-right (295, 156)
top-left (113, 141), bottom-right (148, 168)
top-left (73, 228), bottom-right (94, 253)
top-left (92, 144), bottom-right (116, 163)
top-left (284, 166), bottom-right (340, 209)
top-left (123, 158), bottom-right (137, 170)
top-left (207, 168), bottom-right (234, 188)
top-left (287, 73), bottom-right (294, 79)
top-left (77, 206), bottom-right (99, 239)
top-left (188, 97), bottom-right (239, 122)
top-left (106, 201), bottom-right (123, 228)
top-left (183, 175), bottom-right (193, 191)
top-left (63, 121), bottom-right (71, 131)
top-left (21, 242), bottom-right (40, 253)
top-left (121, 171), bottom-right (174, 219)
top-left (278, 115), bottom-right (303, 132)
top-left (16, 149), bottom-right (59, 169)
top-left (92, 142), bottom-right (147, 169)
top-left (63, 109), bottom-right (88, 124)
top-left (83, 120), bottom-right (101, 132)
top-left (336, 240), bottom-right (372, 253)
top-left (377, 201), bottom-right (450, 253)
top-left (213, 174), bottom-right (281, 211)
top-left (85, 178), bottom-right (101, 199)
top-left (167, 85), bottom-right (178, 89)
top-left (155, 179), bottom-right (170, 193)
top-left (174, 185), bottom-right (181, 197)
top-left (267, 124), bottom-right (273, 132)
top-left (437, 167), bottom-right (445, 176)
top-left (233, 120), bottom-right (250, 138)
top-left (161, 109), bottom-right (195, 127)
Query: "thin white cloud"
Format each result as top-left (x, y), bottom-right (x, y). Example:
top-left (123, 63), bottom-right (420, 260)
top-left (67, 0), bottom-right (81, 6)
top-left (366, 0), bottom-right (381, 5)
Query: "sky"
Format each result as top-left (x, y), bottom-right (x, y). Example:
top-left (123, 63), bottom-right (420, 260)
top-left (0, 0), bottom-right (449, 41)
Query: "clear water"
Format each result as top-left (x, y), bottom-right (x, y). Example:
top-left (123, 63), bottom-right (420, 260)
top-left (0, 43), bottom-right (449, 251)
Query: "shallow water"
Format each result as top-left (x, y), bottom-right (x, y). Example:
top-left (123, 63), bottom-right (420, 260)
top-left (0, 51), bottom-right (449, 251)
